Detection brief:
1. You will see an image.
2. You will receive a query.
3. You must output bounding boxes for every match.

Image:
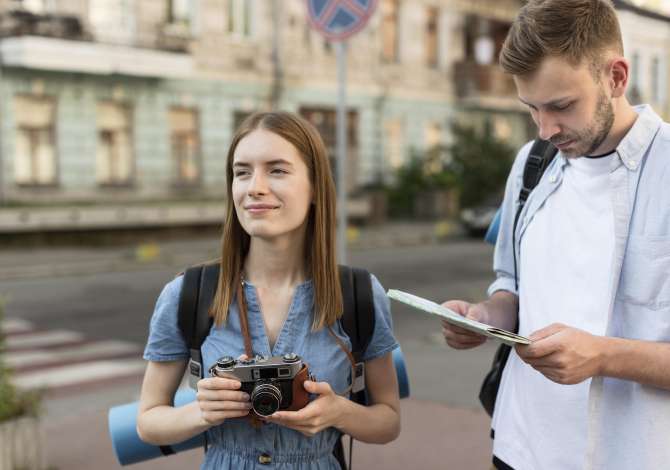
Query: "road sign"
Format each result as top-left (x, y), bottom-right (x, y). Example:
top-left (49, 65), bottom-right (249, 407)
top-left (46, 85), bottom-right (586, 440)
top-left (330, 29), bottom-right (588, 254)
top-left (307, 0), bottom-right (378, 42)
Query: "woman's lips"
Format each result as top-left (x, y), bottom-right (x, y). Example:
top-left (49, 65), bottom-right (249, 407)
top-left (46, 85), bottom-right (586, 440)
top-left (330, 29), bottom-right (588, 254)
top-left (245, 204), bottom-right (278, 213)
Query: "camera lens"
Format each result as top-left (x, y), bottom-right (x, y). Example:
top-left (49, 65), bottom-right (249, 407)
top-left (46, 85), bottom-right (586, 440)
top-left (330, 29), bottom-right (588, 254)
top-left (251, 383), bottom-right (282, 417)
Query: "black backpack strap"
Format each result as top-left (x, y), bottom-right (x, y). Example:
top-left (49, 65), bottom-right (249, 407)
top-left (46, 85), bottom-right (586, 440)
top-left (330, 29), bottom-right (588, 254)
top-left (338, 265), bottom-right (375, 364)
top-left (513, 139), bottom-right (558, 291)
top-left (519, 139), bottom-right (559, 205)
top-left (178, 266), bottom-right (205, 388)
top-left (178, 264), bottom-right (219, 389)
top-left (336, 265), bottom-right (375, 470)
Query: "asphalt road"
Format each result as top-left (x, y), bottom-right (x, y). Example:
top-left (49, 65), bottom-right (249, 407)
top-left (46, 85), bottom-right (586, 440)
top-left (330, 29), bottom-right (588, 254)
top-left (1, 239), bottom-right (498, 407)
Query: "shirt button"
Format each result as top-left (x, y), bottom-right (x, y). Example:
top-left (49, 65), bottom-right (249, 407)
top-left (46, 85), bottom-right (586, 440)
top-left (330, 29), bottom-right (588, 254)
top-left (549, 175), bottom-right (557, 183)
top-left (258, 453), bottom-right (272, 465)
top-left (628, 160), bottom-right (638, 169)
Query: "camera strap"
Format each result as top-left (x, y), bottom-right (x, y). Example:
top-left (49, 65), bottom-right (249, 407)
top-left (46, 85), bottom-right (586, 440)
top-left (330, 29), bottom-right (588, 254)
top-left (236, 278), bottom-right (254, 358)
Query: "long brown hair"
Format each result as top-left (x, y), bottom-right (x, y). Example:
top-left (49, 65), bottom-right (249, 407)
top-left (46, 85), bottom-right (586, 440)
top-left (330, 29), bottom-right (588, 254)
top-left (500, 0), bottom-right (623, 77)
top-left (209, 111), bottom-right (342, 330)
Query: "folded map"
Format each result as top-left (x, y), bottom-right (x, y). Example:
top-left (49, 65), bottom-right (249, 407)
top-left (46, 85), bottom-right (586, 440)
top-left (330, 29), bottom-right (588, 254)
top-left (387, 289), bottom-right (531, 346)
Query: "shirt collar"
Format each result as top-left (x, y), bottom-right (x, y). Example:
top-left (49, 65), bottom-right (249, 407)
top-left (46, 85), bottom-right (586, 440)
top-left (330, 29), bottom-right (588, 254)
top-left (615, 104), bottom-right (662, 171)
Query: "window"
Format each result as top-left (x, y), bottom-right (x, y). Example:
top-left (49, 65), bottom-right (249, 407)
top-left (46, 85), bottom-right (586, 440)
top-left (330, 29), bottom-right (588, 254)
top-left (629, 52), bottom-right (641, 103)
top-left (381, 0), bottom-right (399, 63)
top-left (17, 0), bottom-right (51, 13)
top-left (96, 102), bottom-right (133, 186)
top-left (299, 107), bottom-right (359, 190)
top-left (168, 0), bottom-right (191, 24)
top-left (89, 0), bottom-right (135, 45)
top-left (14, 96), bottom-right (57, 186)
top-left (169, 108), bottom-right (200, 186)
top-left (424, 122), bottom-right (443, 149)
top-left (651, 56), bottom-right (660, 103)
top-left (384, 119), bottom-right (405, 169)
top-left (425, 6), bottom-right (439, 68)
top-left (227, 0), bottom-right (252, 37)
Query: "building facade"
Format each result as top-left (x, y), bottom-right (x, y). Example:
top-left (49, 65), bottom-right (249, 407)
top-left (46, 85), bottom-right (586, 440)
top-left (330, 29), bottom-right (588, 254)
top-left (0, 0), bottom-right (664, 211)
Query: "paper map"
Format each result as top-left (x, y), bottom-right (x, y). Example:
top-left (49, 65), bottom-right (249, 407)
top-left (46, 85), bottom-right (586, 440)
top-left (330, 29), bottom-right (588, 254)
top-left (387, 289), bottom-right (531, 346)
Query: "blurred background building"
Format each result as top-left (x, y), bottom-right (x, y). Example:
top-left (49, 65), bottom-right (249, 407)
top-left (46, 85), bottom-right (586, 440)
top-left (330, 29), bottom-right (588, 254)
top-left (0, 0), bottom-right (667, 231)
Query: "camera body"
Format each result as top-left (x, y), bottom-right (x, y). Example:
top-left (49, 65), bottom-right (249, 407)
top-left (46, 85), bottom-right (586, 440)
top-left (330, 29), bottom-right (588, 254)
top-left (209, 353), bottom-right (310, 417)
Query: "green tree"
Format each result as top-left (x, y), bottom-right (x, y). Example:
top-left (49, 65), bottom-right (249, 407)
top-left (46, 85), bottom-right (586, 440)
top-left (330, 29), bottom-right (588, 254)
top-left (449, 121), bottom-right (516, 208)
top-left (386, 145), bottom-right (457, 218)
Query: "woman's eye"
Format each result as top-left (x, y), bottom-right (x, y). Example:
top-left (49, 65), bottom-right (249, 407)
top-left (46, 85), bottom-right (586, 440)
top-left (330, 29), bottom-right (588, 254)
top-left (270, 168), bottom-right (287, 175)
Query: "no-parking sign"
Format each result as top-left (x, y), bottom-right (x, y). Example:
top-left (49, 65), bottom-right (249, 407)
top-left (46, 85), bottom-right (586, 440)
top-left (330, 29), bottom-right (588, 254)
top-left (307, 0), bottom-right (378, 41)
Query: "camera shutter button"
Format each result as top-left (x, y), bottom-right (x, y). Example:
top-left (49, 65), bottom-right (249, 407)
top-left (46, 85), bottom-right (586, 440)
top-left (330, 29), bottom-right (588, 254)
top-left (258, 453), bottom-right (272, 465)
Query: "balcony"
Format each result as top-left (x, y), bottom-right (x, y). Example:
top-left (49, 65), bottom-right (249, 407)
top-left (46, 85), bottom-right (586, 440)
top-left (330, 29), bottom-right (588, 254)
top-left (0, 9), bottom-right (89, 41)
top-left (0, 35), bottom-right (194, 78)
top-left (453, 61), bottom-right (517, 99)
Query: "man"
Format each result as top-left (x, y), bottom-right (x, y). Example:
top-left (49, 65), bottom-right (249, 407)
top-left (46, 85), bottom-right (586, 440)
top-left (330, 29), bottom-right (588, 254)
top-left (442, 1), bottom-right (670, 469)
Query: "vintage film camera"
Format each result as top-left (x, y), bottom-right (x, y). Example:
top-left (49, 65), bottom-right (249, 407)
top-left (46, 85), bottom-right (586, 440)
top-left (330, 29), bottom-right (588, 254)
top-left (209, 353), bottom-right (311, 417)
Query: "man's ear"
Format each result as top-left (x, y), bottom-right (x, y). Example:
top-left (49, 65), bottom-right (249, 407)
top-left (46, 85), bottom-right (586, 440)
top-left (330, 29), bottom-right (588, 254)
top-left (608, 57), bottom-right (629, 98)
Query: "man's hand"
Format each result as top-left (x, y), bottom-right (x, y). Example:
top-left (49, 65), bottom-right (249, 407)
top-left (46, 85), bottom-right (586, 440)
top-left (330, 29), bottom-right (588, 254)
top-left (515, 323), bottom-right (605, 385)
top-left (441, 300), bottom-right (489, 349)
top-left (264, 380), bottom-right (348, 437)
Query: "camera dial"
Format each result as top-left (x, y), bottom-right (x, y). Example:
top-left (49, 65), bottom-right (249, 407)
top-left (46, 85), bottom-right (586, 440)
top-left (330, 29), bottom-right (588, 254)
top-left (238, 357), bottom-right (255, 365)
top-left (282, 353), bottom-right (300, 363)
top-left (216, 356), bottom-right (235, 369)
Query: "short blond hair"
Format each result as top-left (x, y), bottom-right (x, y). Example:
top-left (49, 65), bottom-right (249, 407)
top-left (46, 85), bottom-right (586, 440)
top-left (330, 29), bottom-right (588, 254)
top-left (500, 0), bottom-right (623, 76)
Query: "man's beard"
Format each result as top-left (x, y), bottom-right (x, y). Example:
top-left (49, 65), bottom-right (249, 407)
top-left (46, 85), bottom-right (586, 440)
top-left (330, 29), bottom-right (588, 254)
top-left (551, 89), bottom-right (615, 157)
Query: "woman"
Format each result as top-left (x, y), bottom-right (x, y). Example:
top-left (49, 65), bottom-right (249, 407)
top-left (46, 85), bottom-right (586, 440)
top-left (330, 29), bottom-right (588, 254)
top-left (137, 111), bottom-right (400, 469)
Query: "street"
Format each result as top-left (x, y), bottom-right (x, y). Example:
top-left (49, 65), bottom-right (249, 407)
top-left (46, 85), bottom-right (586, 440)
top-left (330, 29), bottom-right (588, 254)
top-left (1, 237), bottom-right (499, 469)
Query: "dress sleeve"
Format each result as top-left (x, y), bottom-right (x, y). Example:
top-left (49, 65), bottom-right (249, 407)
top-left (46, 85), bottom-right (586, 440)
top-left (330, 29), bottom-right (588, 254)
top-left (362, 274), bottom-right (400, 362)
top-left (142, 275), bottom-right (190, 362)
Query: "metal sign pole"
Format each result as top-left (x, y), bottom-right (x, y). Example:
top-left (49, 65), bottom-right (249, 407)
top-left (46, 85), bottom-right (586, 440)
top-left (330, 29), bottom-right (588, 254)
top-left (336, 41), bottom-right (347, 265)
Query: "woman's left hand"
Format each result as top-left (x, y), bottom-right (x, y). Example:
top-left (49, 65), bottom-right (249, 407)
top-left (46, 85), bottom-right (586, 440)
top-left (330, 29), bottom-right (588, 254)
top-left (264, 380), bottom-right (348, 437)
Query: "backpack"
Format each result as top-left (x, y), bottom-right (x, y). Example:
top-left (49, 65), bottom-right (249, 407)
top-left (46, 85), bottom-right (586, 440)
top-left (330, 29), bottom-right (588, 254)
top-left (478, 139), bottom-right (558, 423)
top-left (177, 263), bottom-right (377, 469)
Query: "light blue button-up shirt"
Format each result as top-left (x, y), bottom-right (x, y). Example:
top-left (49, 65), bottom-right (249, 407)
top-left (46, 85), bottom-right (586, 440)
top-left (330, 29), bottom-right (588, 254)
top-left (488, 105), bottom-right (670, 469)
top-left (144, 273), bottom-right (398, 470)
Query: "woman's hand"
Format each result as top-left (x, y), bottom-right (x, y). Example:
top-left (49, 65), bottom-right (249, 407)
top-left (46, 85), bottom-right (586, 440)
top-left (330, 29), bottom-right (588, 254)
top-left (263, 380), bottom-right (349, 437)
top-left (196, 354), bottom-right (252, 426)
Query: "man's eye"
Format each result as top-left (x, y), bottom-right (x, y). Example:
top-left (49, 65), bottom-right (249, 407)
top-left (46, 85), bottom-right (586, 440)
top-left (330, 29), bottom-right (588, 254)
top-left (553, 102), bottom-right (573, 111)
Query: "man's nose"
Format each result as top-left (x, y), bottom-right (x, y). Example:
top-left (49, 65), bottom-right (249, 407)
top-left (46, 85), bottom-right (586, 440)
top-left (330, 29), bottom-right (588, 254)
top-left (536, 111), bottom-right (560, 141)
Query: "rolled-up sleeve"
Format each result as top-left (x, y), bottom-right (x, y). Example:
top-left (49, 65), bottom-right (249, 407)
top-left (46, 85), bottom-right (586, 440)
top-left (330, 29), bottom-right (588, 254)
top-left (487, 141), bottom-right (534, 298)
top-left (143, 276), bottom-right (190, 362)
top-left (362, 274), bottom-right (400, 362)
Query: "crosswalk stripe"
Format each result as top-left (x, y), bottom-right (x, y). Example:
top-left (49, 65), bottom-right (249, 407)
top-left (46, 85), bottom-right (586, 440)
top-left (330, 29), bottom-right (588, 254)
top-left (6, 330), bottom-right (84, 349)
top-left (1, 318), bottom-right (32, 334)
top-left (13, 359), bottom-right (147, 390)
top-left (5, 340), bottom-right (141, 369)
top-left (2, 319), bottom-right (147, 394)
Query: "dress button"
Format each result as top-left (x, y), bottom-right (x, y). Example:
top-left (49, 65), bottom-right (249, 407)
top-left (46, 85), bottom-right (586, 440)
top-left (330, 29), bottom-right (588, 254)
top-left (258, 453), bottom-right (272, 465)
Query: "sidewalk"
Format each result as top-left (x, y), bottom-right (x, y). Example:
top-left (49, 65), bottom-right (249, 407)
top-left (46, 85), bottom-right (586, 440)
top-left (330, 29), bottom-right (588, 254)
top-left (0, 220), bottom-right (462, 281)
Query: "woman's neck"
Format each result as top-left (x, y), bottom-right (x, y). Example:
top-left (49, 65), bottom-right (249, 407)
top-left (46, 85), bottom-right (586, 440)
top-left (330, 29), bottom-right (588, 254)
top-left (244, 234), bottom-right (308, 290)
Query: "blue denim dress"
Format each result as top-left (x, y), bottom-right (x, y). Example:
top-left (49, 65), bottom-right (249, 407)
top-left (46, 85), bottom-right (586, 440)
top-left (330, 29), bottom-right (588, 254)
top-left (143, 273), bottom-right (398, 470)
